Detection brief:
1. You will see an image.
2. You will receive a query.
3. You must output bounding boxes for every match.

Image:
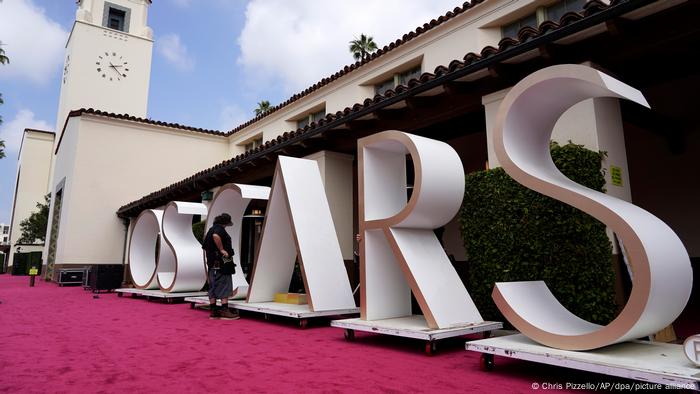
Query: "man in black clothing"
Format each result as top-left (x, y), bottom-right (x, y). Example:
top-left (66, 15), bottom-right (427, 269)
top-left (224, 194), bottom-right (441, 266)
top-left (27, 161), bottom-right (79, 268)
top-left (202, 213), bottom-right (239, 320)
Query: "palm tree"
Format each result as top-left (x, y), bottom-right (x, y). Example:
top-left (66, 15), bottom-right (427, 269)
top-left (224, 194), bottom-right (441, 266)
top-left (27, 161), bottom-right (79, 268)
top-left (254, 100), bottom-right (271, 116)
top-left (349, 34), bottom-right (378, 61)
top-left (0, 42), bottom-right (8, 65)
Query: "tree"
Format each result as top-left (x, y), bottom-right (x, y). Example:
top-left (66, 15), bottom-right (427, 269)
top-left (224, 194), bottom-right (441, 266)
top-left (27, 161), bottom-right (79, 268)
top-left (18, 195), bottom-right (51, 244)
top-left (349, 34), bottom-right (378, 61)
top-left (0, 43), bottom-right (8, 65)
top-left (254, 100), bottom-right (271, 116)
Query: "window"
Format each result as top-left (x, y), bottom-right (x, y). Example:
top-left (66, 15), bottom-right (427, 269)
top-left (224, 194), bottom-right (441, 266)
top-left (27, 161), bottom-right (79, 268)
top-left (108, 8), bottom-right (126, 31)
top-left (501, 0), bottom-right (587, 39)
top-left (296, 117), bottom-right (309, 129)
top-left (244, 137), bottom-right (263, 151)
top-left (296, 108), bottom-right (326, 129)
top-left (102, 2), bottom-right (130, 32)
top-left (502, 12), bottom-right (538, 38)
top-left (311, 109), bottom-right (325, 123)
top-left (397, 66), bottom-right (422, 86)
top-left (2, 226), bottom-right (8, 234)
top-left (374, 65), bottom-right (422, 95)
top-left (375, 78), bottom-right (394, 96)
top-left (546, 0), bottom-right (586, 22)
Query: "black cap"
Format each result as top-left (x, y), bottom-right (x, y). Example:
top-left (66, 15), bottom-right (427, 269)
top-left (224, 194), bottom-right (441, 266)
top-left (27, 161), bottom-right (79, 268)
top-left (214, 213), bottom-right (233, 226)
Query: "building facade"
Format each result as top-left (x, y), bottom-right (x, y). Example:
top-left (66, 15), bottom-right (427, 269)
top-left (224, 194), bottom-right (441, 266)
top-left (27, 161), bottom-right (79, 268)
top-left (5, 0), bottom-right (698, 303)
top-left (1, 223), bottom-right (9, 245)
top-left (6, 129), bottom-right (55, 269)
top-left (120, 0), bottom-right (700, 268)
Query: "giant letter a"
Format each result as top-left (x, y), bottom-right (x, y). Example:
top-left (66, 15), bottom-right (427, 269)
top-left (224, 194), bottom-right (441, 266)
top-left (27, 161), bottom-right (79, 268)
top-left (246, 156), bottom-right (356, 312)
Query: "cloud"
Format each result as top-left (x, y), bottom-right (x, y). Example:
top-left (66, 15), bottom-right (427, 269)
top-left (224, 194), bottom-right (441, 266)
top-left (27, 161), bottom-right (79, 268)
top-left (219, 104), bottom-right (248, 132)
top-left (0, 109), bottom-right (52, 154)
top-left (237, 0), bottom-right (462, 93)
top-left (157, 33), bottom-right (195, 72)
top-left (0, 0), bottom-right (69, 84)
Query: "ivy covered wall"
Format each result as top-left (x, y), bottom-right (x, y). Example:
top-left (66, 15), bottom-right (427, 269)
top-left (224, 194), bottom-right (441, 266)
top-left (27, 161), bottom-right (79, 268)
top-left (459, 142), bottom-right (617, 325)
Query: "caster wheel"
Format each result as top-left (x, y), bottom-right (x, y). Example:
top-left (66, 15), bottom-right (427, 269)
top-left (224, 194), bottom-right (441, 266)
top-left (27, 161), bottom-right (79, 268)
top-left (264, 314), bottom-right (270, 321)
top-left (167, 298), bottom-right (173, 304)
top-left (425, 341), bottom-right (437, 355)
top-left (189, 303), bottom-right (195, 309)
top-left (344, 329), bottom-right (355, 341)
top-left (480, 354), bottom-right (495, 371)
top-left (117, 293), bottom-right (123, 297)
top-left (299, 319), bottom-right (308, 329)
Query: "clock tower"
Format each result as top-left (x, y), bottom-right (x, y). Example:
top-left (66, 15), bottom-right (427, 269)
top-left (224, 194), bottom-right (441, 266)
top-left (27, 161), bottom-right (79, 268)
top-left (56, 0), bottom-right (153, 135)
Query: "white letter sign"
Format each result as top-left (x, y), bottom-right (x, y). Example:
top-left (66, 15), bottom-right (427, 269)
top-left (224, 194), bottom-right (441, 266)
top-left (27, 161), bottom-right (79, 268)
top-left (684, 334), bottom-right (700, 366)
top-left (159, 201), bottom-right (208, 292)
top-left (359, 131), bottom-right (483, 329)
top-left (128, 209), bottom-right (166, 290)
top-left (492, 64), bottom-right (693, 350)
top-left (205, 183), bottom-right (270, 299)
top-left (128, 202), bottom-right (208, 293)
top-left (246, 156), bottom-right (356, 312)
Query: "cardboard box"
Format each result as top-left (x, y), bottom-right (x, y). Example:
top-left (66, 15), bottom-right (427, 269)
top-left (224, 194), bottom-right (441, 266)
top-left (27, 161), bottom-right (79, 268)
top-left (273, 292), bottom-right (308, 305)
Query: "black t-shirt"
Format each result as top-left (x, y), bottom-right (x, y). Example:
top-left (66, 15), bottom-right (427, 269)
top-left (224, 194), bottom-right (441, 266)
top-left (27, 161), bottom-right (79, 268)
top-left (202, 224), bottom-right (234, 267)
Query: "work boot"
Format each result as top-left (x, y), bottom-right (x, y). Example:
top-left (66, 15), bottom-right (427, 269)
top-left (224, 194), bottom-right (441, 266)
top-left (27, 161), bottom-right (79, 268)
top-left (219, 306), bottom-right (240, 320)
top-left (209, 304), bottom-right (222, 319)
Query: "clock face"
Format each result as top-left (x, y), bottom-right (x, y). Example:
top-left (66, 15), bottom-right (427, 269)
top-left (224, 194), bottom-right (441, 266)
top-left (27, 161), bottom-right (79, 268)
top-left (63, 55), bottom-right (70, 84)
top-left (96, 52), bottom-right (130, 82)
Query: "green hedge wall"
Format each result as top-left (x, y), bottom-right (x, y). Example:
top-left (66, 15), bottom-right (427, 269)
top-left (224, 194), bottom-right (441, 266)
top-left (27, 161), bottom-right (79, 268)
top-left (192, 221), bottom-right (205, 244)
top-left (459, 142), bottom-right (617, 325)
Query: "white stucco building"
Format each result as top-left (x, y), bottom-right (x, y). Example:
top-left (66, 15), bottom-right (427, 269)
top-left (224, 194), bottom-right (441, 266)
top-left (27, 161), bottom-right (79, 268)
top-left (5, 0), bottom-right (697, 306)
top-left (5, 129), bottom-right (55, 269)
top-left (1, 223), bottom-right (9, 245)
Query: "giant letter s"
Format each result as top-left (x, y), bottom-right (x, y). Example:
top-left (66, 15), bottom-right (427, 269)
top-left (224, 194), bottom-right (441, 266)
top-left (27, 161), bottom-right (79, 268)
top-left (492, 64), bottom-right (693, 350)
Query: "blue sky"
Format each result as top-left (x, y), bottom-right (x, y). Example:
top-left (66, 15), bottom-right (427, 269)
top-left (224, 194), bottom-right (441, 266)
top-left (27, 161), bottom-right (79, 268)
top-left (0, 0), bottom-right (461, 223)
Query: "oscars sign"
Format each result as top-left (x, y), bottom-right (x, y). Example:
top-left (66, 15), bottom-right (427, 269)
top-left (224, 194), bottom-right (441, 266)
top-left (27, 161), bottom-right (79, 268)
top-left (491, 64), bottom-right (693, 350)
top-left (205, 183), bottom-right (270, 299)
top-left (125, 64), bottom-right (692, 352)
top-left (128, 184), bottom-right (270, 293)
top-left (684, 335), bottom-right (700, 366)
top-left (246, 156), bottom-right (356, 312)
top-left (128, 202), bottom-right (208, 292)
top-left (358, 131), bottom-right (483, 329)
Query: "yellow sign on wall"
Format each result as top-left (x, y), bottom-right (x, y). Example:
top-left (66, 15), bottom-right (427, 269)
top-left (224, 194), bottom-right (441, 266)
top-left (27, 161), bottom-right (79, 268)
top-left (29, 267), bottom-right (39, 276)
top-left (610, 165), bottom-right (623, 187)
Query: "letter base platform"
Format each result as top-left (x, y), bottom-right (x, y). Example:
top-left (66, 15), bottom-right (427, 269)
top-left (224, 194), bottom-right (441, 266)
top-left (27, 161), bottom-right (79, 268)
top-left (331, 315), bottom-right (502, 355)
top-left (466, 334), bottom-right (699, 390)
top-left (184, 290), bottom-right (248, 309)
top-left (115, 288), bottom-right (207, 304)
top-left (226, 301), bottom-right (359, 329)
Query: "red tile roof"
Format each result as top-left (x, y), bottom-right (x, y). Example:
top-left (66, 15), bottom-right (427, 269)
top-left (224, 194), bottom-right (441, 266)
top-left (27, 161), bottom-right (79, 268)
top-left (68, 1), bottom-right (491, 141)
top-left (54, 108), bottom-right (226, 154)
top-left (224, 0), bottom-right (491, 136)
top-left (116, 0), bottom-right (638, 217)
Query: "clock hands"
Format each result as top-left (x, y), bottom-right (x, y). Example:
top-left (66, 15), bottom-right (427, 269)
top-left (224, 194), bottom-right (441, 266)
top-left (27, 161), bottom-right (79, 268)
top-left (97, 56), bottom-right (129, 81)
top-left (109, 62), bottom-right (124, 80)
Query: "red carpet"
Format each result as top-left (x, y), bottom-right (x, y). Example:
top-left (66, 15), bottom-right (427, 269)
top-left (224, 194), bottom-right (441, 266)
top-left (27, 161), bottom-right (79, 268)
top-left (1, 274), bottom-right (609, 393)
